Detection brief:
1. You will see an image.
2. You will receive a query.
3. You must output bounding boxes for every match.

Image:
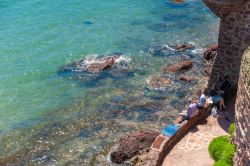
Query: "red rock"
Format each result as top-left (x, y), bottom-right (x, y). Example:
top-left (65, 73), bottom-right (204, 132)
top-left (178, 74), bottom-right (196, 82)
top-left (160, 78), bottom-right (171, 86)
top-left (110, 129), bottom-right (159, 164)
top-left (60, 54), bottom-right (121, 75)
top-left (86, 58), bottom-right (115, 73)
top-left (163, 61), bottom-right (193, 73)
top-left (175, 43), bottom-right (194, 51)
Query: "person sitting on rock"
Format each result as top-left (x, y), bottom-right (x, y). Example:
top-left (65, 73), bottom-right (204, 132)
top-left (196, 89), bottom-right (206, 109)
top-left (175, 100), bottom-right (198, 124)
top-left (210, 87), bottom-right (226, 111)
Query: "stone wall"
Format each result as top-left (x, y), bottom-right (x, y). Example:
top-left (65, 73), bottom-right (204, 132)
top-left (203, 0), bottom-right (250, 89)
top-left (234, 49), bottom-right (250, 166)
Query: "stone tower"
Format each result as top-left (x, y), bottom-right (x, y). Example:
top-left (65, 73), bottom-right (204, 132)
top-left (203, 0), bottom-right (250, 165)
top-left (203, 0), bottom-right (250, 87)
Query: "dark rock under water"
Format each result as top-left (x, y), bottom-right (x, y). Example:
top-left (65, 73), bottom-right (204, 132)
top-left (57, 53), bottom-right (134, 85)
top-left (145, 44), bottom-right (194, 58)
top-left (83, 21), bottom-right (93, 25)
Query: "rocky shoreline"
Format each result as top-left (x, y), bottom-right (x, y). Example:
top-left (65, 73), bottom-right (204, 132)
top-left (59, 42), bottom-right (218, 165)
top-left (108, 43), bottom-right (218, 165)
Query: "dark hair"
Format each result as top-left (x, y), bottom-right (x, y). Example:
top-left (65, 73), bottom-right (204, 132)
top-left (196, 89), bottom-right (202, 94)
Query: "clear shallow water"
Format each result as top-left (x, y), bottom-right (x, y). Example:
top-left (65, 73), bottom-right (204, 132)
top-left (0, 0), bottom-right (219, 165)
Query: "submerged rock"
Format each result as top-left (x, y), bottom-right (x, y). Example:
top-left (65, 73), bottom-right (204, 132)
top-left (110, 129), bottom-right (159, 164)
top-left (203, 44), bottom-right (218, 61)
top-left (163, 60), bottom-right (193, 73)
top-left (147, 45), bottom-right (175, 57)
top-left (63, 53), bottom-right (121, 74)
top-left (109, 67), bottom-right (132, 78)
top-left (58, 53), bottom-right (133, 82)
top-left (178, 74), bottom-right (196, 82)
top-left (147, 76), bottom-right (172, 89)
top-left (175, 43), bottom-right (194, 51)
top-left (148, 23), bottom-right (169, 32)
top-left (83, 21), bottom-right (93, 25)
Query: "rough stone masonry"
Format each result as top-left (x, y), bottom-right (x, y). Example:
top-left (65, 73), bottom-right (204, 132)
top-left (203, 0), bottom-right (250, 88)
top-left (203, 0), bottom-right (250, 165)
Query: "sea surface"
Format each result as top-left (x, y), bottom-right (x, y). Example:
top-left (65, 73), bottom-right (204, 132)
top-left (0, 0), bottom-right (219, 165)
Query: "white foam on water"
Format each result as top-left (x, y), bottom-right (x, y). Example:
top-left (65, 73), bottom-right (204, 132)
top-left (192, 48), bottom-right (204, 54)
top-left (82, 54), bottom-right (100, 65)
top-left (162, 44), bottom-right (175, 51)
top-left (188, 41), bottom-right (205, 54)
top-left (115, 55), bottom-right (131, 63)
top-left (80, 54), bottom-right (131, 66)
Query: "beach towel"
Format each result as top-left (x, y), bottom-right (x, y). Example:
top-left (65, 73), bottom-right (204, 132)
top-left (161, 124), bottom-right (179, 137)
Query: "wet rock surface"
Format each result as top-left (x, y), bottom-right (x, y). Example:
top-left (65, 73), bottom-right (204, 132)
top-left (85, 57), bottom-right (115, 74)
top-left (110, 129), bottom-right (159, 164)
top-left (58, 53), bottom-right (133, 83)
top-left (59, 53), bottom-right (122, 74)
top-left (163, 60), bottom-right (193, 73)
top-left (203, 44), bottom-right (218, 61)
top-left (175, 43), bottom-right (194, 51)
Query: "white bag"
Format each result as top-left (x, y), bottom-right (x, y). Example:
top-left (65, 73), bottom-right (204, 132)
top-left (211, 106), bottom-right (217, 117)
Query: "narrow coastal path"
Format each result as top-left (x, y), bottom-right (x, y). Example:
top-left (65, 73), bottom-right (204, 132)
top-left (162, 108), bottom-right (234, 166)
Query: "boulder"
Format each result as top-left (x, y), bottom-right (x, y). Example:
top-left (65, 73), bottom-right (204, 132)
top-left (163, 60), bottom-right (193, 73)
top-left (203, 44), bottom-right (218, 61)
top-left (84, 57), bottom-right (115, 74)
top-left (110, 129), bottom-right (159, 164)
top-left (178, 74), bottom-right (196, 82)
top-left (59, 53), bottom-right (123, 74)
top-left (175, 43), bottom-right (194, 51)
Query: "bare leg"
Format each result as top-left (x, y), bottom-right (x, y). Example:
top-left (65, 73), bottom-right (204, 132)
top-left (174, 116), bottom-right (184, 124)
top-left (219, 98), bottom-right (225, 110)
top-left (220, 98), bottom-right (229, 121)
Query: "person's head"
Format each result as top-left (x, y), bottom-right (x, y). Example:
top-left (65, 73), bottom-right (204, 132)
top-left (191, 97), bottom-right (198, 103)
top-left (196, 89), bottom-right (202, 96)
top-left (203, 88), bottom-right (209, 96)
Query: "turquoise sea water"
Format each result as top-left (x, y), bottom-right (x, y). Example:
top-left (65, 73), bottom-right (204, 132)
top-left (0, 0), bottom-right (219, 165)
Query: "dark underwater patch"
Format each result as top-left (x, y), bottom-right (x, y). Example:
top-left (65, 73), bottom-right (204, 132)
top-left (83, 21), bottom-right (93, 25)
